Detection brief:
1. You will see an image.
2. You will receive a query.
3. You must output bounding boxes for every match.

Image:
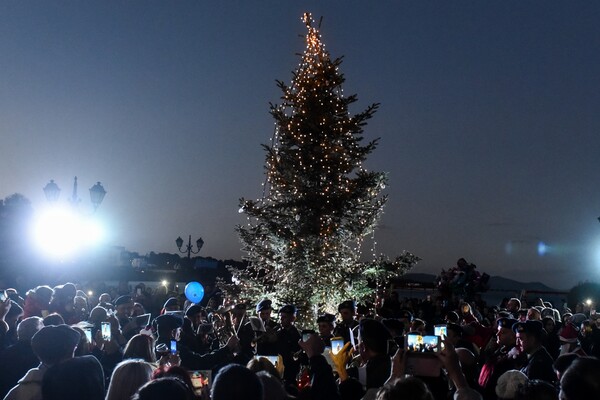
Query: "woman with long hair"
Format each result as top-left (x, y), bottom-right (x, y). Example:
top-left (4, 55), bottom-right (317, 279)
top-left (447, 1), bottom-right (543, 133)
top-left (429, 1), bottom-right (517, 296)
top-left (105, 359), bottom-right (154, 400)
top-left (123, 334), bottom-right (157, 363)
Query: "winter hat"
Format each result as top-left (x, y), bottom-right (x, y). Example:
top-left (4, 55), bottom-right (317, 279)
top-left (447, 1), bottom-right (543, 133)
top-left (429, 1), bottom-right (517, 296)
top-left (495, 370), bottom-right (529, 399)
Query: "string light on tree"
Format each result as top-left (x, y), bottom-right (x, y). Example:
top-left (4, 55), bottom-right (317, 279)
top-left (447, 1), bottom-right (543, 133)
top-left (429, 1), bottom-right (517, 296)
top-left (221, 13), bottom-right (419, 326)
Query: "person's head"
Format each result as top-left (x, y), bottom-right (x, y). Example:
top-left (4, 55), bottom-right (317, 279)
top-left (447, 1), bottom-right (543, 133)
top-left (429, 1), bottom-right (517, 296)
top-left (247, 357), bottom-right (280, 379)
top-left (446, 323), bottom-right (463, 346)
top-left (256, 299), bottom-right (273, 321)
top-left (256, 371), bottom-right (288, 400)
top-left (211, 364), bottom-right (263, 400)
top-left (151, 365), bottom-right (196, 394)
top-left (132, 302), bottom-right (146, 317)
top-left (99, 293), bottom-right (112, 304)
top-left (496, 370), bottom-right (529, 400)
top-left (278, 305), bottom-right (296, 328)
top-left (163, 297), bottom-right (180, 313)
top-left (155, 314), bottom-right (183, 340)
top-left (358, 318), bottom-right (391, 358)
top-left (43, 312), bottom-right (65, 326)
top-left (445, 311), bottom-right (459, 324)
top-left (338, 300), bottom-right (356, 323)
top-left (33, 285), bottom-right (54, 305)
top-left (409, 318), bottom-right (426, 334)
top-left (317, 313), bottom-right (335, 337)
top-left (553, 353), bottom-right (579, 382)
top-left (507, 298), bottom-right (521, 313)
top-left (88, 306), bottom-right (108, 324)
top-left (16, 316), bottom-right (44, 342)
top-left (31, 324), bottom-right (80, 366)
top-left (543, 316), bottom-right (556, 334)
top-left (375, 376), bottom-right (434, 400)
top-left (527, 308), bottom-right (542, 321)
top-left (559, 357), bottom-right (600, 400)
top-left (124, 334), bottom-right (156, 363)
top-left (132, 377), bottom-right (194, 400)
top-left (42, 355), bottom-right (105, 400)
top-left (115, 295), bottom-right (134, 318)
top-left (514, 320), bottom-right (544, 354)
top-left (74, 295), bottom-right (88, 312)
top-left (496, 318), bottom-right (518, 347)
top-left (106, 359), bottom-right (154, 400)
top-left (185, 304), bottom-right (204, 327)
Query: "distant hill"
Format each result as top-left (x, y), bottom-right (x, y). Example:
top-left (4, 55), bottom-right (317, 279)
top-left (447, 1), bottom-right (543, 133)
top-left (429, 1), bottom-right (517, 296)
top-left (399, 273), bottom-right (563, 293)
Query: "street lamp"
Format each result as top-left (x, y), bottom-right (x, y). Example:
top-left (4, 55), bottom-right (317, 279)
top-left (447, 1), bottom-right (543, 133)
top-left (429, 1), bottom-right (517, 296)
top-left (176, 235), bottom-right (204, 261)
top-left (43, 177), bottom-right (106, 211)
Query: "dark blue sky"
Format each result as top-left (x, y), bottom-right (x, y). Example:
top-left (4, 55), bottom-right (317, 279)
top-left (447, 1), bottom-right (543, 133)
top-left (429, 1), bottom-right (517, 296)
top-left (1, 2), bottom-right (599, 289)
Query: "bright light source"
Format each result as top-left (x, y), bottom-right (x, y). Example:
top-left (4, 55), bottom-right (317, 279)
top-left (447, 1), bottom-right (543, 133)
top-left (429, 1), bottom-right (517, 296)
top-left (537, 242), bottom-right (549, 256)
top-left (162, 280), bottom-right (168, 287)
top-left (88, 290), bottom-right (93, 297)
top-left (32, 205), bottom-right (105, 259)
top-left (586, 299), bottom-right (593, 306)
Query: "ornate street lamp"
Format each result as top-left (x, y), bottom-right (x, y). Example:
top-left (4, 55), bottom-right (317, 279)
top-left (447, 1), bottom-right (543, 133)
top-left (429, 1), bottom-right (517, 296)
top-left (176, 235), bottom-right (204, 261)
top-left (43, 177), bottom-right (106, 211)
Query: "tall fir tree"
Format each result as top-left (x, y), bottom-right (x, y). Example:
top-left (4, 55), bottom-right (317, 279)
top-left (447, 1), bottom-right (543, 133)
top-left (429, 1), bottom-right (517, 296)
top-left (223, 13), bottom-right (419, 326)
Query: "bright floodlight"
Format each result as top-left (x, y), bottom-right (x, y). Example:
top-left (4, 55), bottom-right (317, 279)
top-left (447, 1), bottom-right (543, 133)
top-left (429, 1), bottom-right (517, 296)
top-left (586, 298), bottom-right (593, 306)
top-left (32, 206), bottom-right (105, 259)
top-left (162, 280), bottom-right (168, 286)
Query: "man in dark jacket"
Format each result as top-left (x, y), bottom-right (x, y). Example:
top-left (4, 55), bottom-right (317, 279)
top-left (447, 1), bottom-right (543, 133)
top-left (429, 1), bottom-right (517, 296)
top-left (514, 320), bottom-right (556, 383)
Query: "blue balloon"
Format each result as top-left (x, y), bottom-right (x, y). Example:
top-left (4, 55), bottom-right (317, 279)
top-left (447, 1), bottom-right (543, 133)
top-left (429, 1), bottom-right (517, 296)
top-left (184, 281), bottom-right (204, 304)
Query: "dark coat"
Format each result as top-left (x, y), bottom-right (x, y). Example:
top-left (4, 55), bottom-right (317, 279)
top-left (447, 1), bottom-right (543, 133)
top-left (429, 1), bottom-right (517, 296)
top-left (520, 346), bottom-right (556, 383)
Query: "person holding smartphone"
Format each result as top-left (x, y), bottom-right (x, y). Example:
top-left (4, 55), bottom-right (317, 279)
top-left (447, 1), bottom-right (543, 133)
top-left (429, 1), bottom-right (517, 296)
top-left (346, 319), bottom-right (392, 390)
top-left (154, 313), bottom-right (238, 371)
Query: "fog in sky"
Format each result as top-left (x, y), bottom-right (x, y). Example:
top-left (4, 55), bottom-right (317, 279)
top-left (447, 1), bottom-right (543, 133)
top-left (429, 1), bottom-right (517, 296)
top-left (1, 2), bottom-right (599, 289)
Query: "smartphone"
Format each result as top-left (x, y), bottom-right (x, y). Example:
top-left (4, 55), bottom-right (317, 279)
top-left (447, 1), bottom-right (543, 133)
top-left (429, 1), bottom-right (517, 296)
top-left (84, 328), bottom-right (93, 344)
top-left (256, 355), bottom-right (279, 366)
top-left (189, 370), bottom-right (212, 395)
top-left (0, 291), bottom-right (5, 302)
top-left (405, 334), bottom-right (441, 353)
top-left (101, 322), bottom-right (111, 341)
top-left (331, 337), bottom-right (345, 355)
top-left (302, 329), bottom-right (316, 342)
top-left (434, 324), bottom-right (447, 338)
top-left (170, 339), bottom-right (178, 355)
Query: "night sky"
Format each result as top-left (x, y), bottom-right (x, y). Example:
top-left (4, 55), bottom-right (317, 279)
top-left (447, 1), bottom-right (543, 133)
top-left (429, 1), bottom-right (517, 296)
top-left (1, 2), bottom-right (599, 289)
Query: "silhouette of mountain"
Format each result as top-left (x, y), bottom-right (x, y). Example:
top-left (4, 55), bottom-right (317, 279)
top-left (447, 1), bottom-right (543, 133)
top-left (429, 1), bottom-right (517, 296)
top-left (400, 273), bottom-right (562, 292)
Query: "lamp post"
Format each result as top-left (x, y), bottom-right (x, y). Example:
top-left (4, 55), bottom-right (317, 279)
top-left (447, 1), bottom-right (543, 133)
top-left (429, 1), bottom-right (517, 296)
top-left (175, 235), bottom-right (204, 263)
top-left (43, 177), bottom-right (106, 211)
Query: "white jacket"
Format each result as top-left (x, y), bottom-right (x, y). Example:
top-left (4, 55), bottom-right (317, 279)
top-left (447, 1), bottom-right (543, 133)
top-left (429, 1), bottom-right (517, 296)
top-left (3, 364), bottom-right (47, 400)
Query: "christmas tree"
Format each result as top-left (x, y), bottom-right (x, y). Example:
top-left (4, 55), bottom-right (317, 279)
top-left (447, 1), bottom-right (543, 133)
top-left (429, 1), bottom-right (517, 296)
top-left (223, 13), bottom-right (419, 326)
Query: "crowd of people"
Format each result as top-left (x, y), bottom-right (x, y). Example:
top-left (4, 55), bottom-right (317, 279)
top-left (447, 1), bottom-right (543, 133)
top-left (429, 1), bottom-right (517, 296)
top-left (1, 280), bottom-right (600, 400)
